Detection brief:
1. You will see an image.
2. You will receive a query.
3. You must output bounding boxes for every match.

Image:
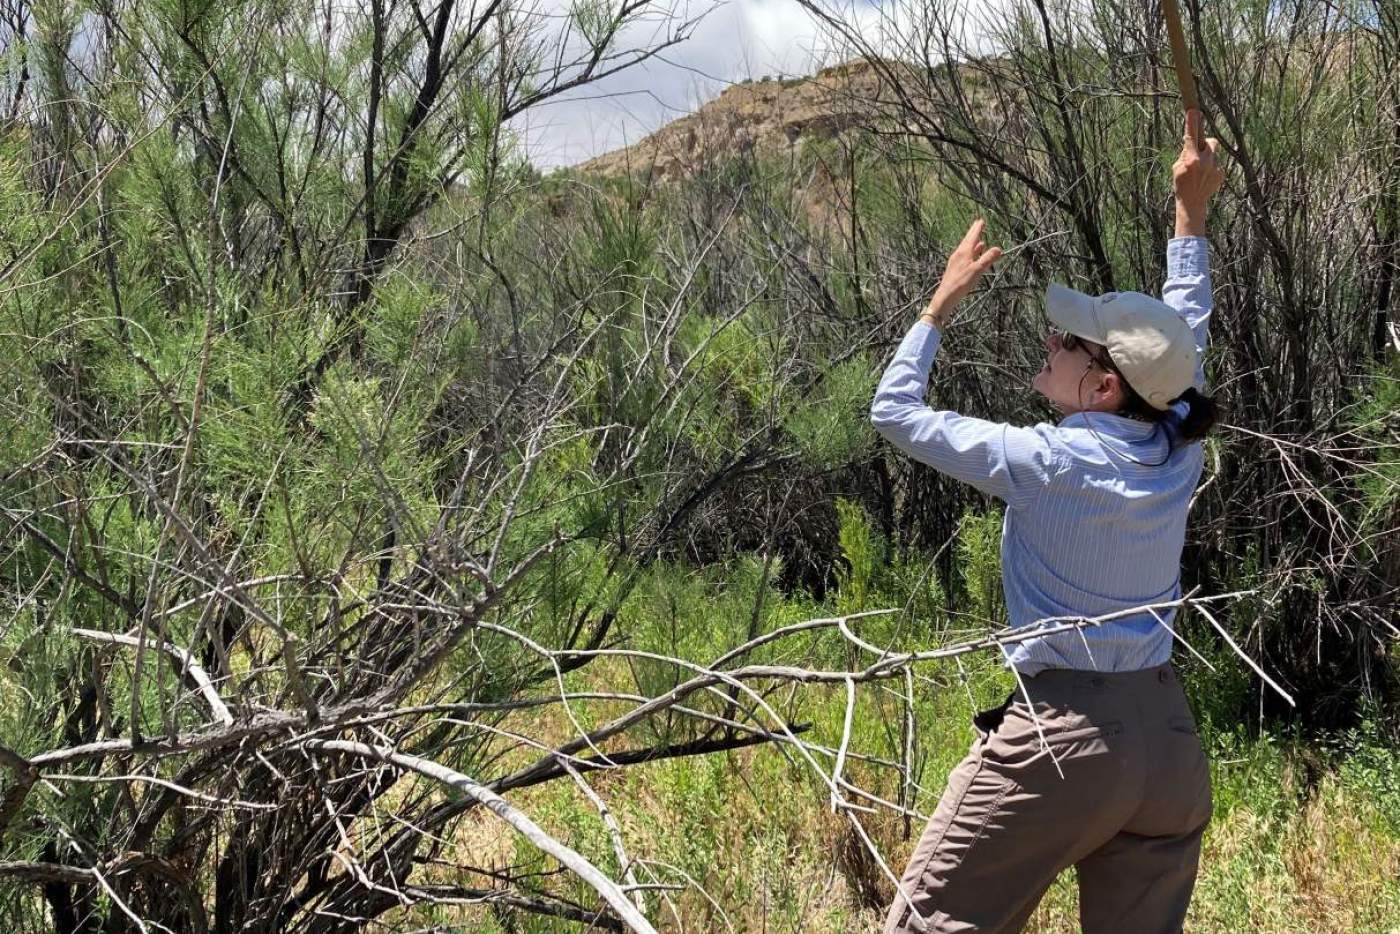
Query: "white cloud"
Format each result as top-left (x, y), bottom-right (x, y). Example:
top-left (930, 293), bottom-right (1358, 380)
top-left (514, 0), bottom-right (839, 170)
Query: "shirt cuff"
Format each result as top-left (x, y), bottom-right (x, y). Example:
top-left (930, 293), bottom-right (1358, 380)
top-left (1167, 237), bottom-right (1209, 279)
top-left (900, 318), bottom-right (944, 370)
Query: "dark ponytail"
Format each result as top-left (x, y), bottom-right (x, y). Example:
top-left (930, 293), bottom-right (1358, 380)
top-left (1116, 379), bottom-right (1220, 446)
top-left (1169, 387), bottom-right (1218, 444)
top-left (1100, 346), bottom-right (1221, 448)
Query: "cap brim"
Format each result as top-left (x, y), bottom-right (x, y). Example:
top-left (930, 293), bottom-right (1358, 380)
top-left (1045, 283), bottom-right (1107, 343)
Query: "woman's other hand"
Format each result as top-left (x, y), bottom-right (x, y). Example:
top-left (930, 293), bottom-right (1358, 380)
top-left (922, 218), bottom-right (1003, 328)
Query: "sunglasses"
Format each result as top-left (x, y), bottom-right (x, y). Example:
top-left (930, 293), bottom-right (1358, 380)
top-left (1053, 329), bottom-right (1117, 372)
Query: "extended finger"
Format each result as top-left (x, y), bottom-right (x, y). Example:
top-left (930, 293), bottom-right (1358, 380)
top-left (978, 246), bottom-right (1003, 269)
top-left (1184, 109), bottom-right (1203, 151)
top-left (960, 218), bottom-right (985, 251)
top-left (1205, 137), bottom-right (1221, 157)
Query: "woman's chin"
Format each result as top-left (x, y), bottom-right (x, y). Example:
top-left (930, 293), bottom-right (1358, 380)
top-left (1030, 381), bottom-right (1069, 416)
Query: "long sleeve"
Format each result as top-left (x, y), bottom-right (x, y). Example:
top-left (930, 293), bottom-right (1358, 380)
top-left (870, 321), bottom-right (1056, 510)
top-left (1161, 237), bottom-right (1213, 390)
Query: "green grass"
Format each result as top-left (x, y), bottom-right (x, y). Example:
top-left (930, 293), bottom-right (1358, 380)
top-left (400, 520), bottom-right (1400, 932)
top-left (408, 651), bottom-right (1400, 932)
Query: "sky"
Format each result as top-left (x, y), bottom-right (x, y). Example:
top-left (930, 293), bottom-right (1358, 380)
top-left (513, 0), bottom-right (845, 170)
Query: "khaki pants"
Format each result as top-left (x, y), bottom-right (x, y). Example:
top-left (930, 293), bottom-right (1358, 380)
top-left (884, 664), bottom-right (1212, 933)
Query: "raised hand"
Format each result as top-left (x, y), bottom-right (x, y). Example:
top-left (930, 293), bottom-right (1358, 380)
top-left (922, 218), bottom-right (1003, 328)
top-left (1173, 110), bottom-right (1223, 237)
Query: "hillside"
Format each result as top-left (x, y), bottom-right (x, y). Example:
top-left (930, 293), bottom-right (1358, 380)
top-left (578, 59), bottom-right (894, 181)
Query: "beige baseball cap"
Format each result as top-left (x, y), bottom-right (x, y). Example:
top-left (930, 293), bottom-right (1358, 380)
top-left (1045, 283), bottom-right (1197, 410)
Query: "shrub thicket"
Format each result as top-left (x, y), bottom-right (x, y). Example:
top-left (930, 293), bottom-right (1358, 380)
top-left (0, 0), bottom-right (1394, 928)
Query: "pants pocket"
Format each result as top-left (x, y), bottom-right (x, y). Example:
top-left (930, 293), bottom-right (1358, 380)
top-left (985, 705), bottom-right (1123, 773)
top-left (1168, 714), bottom-right (1199, 735)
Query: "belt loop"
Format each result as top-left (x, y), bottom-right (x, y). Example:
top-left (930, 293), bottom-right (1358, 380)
top-left (1158, 668), bottom-right (1169, 683)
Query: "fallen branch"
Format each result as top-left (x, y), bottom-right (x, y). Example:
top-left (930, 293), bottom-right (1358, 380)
top-left (304, 738), bottom-right (658, 934)
top-left (71, 628), bottom-right (234, 725)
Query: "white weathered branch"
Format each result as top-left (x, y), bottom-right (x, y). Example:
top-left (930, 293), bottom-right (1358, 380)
top-left (304, 739), bottom-right (657, 934)
top-left (71, 628), bottom-right (233, 725)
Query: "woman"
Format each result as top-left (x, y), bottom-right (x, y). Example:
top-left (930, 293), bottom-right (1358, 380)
top-left (871, 112), bottom-right (1225, 934)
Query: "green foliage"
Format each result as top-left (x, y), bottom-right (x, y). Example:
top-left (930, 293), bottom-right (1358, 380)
top-left (1332, 706), bottom-right (1400, 835)
top-left (783, 356), bottom-right (877, 469)
top-left (682, 313), bottom-right (780, 411)
top-left (956, 508), bottom-right (1004, 624)
top-left (0, 0), bottom-right (1394, 926)
top-left (1349, 365), bottom-right (1400, 538)
top-left (834, 499), bottom-right (883, 614)
top-left (569, 0), bottom-right (618, 53)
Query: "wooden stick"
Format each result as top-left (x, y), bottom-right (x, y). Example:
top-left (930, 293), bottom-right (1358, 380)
top-left (1162, 0), bottom-right (1199, 112)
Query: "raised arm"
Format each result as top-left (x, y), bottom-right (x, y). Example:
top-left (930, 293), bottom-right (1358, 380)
top-left (870, 220), bottom-right (1056, 510)
top-left (869, 332), bottom-right (1056, 509)
top-left (1164, 109), bottom-right (1223, 390)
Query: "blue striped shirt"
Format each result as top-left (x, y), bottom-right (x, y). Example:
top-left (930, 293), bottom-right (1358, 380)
top-left (870, 238), bottom-right (1213, 675)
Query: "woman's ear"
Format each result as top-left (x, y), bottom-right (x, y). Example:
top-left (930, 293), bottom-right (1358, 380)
top-left (1098, 370), bottom-right (1126, 409)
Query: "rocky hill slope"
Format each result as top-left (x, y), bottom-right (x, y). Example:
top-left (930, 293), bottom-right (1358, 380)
top-left (577, 59), bottom-right (893, 182)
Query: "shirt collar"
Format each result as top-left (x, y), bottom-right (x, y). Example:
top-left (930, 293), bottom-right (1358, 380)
top-left (1059, 410), bottom-right (1161, 441)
